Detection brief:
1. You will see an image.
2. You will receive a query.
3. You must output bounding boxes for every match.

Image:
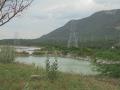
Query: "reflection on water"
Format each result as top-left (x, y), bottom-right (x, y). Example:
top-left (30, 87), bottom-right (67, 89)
top-left (16, 56), bottom-right (97, 75)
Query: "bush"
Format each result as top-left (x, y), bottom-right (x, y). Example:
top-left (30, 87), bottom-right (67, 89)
top-left (91, 49), bottom-right (120, 77)
top-left (94, 51), bottom-right (120, 61)
top-left (93, 54), bottom-right (120, 77)
top-left (93, 62), bottom-right (120, 77)
top-left (0, 46), bottom-right (16, 64)
top-left (32, 51), bottom-right (45, 56)
top-left (45, 55), bottom-right (58, 81)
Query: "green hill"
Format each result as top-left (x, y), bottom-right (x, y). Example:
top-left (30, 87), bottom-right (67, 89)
top-left (1, 9), bottom-right (120, 47)
top-left (37, 9), bottom-right (120, 47)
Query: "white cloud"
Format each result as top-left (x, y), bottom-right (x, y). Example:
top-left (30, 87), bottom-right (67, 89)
top-left (94, 0), bottom-right (120, 4)
top-left (93, 0), bottom-right (120, 9)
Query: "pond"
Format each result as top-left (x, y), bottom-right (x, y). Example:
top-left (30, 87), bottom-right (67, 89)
top-left (16, 56), bottom-right (97, 75)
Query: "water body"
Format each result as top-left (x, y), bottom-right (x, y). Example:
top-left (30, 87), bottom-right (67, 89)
top-left (16, 56), bottom-right (97, 75)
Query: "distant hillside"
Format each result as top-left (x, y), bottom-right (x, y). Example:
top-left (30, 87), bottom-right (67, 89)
top-left (1, 9), bottom-right (120, 48)
top-left (36, 9), bottom-right (120, 47)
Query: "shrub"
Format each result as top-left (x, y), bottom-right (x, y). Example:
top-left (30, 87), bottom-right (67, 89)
top-left (32, 51), bottom-right (45, 56)
top-left (45, 55), bottom-right (58, 81)
top-left (93, 62), bottom-right (120, 77)
top-left (0, 46), bottom-right (16, 64)
top-left (92, 49), bottom-right (120, 77)
top-left (93, 58), bottom-right (120, 77)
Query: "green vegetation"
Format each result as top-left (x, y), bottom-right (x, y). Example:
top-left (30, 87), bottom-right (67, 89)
top-left (92, 49), bottom-right (120, 77)
top-left (0, 46), bottom-right (16, 64)
top-left (93, 49), bottom-right (120, 61)
top-left (0, 63), bottom-right (120, 90)
top-left (39, 46), bottom-right (95, 57)
top-left (93, 63), bottom-right (120, 77)
top-left (32, 51), bottom-right (46, 56)
top-left (16, 51), bottom-right (29, 56)
top-left (0, 63), bottom-right (45, 90)
top-left (43, 46), bottom-right (120, 60)
top-left (46, 56), bottom-right (58, 81)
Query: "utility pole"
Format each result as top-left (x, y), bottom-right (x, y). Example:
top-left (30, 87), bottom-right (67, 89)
top-left (14, 32), bottom-right (20, 46)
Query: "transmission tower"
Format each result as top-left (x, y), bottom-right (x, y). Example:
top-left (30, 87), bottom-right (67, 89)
top-left (14, 32), bottom-right (20, 46)
top-left (67, 21), bottom-right (78, 48)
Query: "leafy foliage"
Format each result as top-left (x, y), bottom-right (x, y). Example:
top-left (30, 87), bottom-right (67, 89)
top-left (93, 49), bottom-right (120, 77)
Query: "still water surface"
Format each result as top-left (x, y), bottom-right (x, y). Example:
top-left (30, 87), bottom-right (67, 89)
top-left (16, 56), bottom-right (97, 75)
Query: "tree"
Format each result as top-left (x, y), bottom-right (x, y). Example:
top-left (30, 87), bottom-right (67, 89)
top-left (0, 0), bottom-right (33, 26)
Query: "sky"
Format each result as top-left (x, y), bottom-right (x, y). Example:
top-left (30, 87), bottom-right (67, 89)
top-left (0, 0), bottom-right (120, 39)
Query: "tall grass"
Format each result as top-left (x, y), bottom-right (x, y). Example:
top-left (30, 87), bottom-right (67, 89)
top-left (0, 46), bottom-right (16, 64)
top-left (0, 63), bottom-right (120, 90)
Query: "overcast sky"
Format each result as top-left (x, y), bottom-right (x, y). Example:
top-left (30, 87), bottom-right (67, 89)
top-left (0, 0), bottom-right (120, 39)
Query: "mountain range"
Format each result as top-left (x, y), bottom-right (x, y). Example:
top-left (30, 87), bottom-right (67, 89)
top-left (1, 9), bottom-right (120, 47)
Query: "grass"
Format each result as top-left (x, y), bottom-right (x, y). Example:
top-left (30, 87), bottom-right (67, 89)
top-left (0, 63), bottom-right (120, 90)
